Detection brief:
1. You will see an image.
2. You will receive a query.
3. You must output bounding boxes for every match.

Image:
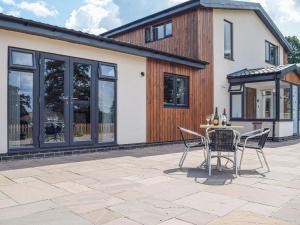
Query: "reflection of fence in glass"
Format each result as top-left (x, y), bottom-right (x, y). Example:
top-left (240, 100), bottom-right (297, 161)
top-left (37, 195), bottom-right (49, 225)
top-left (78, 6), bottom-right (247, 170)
top-left (99, 123), bottom-right (115, 143)
top-left (9, 124), bottom-right (33, 146)
top-left (74, 123), bottom-right (91, 137)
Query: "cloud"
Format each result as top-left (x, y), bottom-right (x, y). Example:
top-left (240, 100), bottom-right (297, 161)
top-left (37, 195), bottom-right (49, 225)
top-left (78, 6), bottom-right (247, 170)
top-left (6, 10), bottom-right (20, 17)
top-left (18, 1), bottom-right (58, 17)
top-left (1, 0), bottom-right (15, 5)
top-left (0, 6), bottom-right (3, 13)
top-left (65, 0), bottom-right (122, 35)
top-left (167, 0), bottom-right (188, 6)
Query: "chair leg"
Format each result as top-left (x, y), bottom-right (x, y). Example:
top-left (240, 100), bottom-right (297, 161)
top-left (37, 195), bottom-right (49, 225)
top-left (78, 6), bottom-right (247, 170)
top-left (179, 147), bottom-right (189, 168)
top-left (208, 150), bottom-right (212, 177)
top-left (255, 149), bottom-right (264, 168)
top-left (239, 147), bottom-right (245, 170)
top-left (260, 149), bottom-right (270, 172)
top-left (234, 151), bottom-right (238, 177)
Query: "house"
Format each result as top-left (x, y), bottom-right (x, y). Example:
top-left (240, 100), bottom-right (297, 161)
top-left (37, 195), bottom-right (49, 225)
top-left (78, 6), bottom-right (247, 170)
top-left (103, 0), bottom-right (300, 141)
top-left (0, 0), bottom-right (299, 156)
top-left (0, 12), bottom-right (208, 155)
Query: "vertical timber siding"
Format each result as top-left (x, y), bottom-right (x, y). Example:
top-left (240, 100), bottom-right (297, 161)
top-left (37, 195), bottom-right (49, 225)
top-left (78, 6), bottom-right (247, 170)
top-left (283, 49), bottom-right (289, 64)
top-left (113, 9), bottom-right (213, 61)
top-left (112, 9), bottom-right (214, 143)
top-left (146, 58), bottom-right (213, 143)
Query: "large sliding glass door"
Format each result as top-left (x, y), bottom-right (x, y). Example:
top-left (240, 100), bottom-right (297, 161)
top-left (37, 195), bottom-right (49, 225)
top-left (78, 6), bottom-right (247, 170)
top-left (8, 48), bottom-right (117, 151)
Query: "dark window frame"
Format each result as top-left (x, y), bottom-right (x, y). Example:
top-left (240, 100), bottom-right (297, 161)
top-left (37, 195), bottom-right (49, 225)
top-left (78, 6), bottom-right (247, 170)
top-left (145, 21), bottom-right (173, 43)
top-left (164, 73), bottom-right (189, 108)
top-left (229, 80), bottom-right (295, 122)
top-left (279, 80), bottom-right (292, 121)
top-left (99, 62), bottom-right (118, 80)
top-left (9, 47), bottom-right (37, 70)
top-left (224, 20), bottom-right (234, 61)
top-left (265, 40), bottom-right (279, 65)
top-left (7, 47), bottom-right (118, 152)
top-left (230, 92), bottom-right (244, 120)
top-left (98, 62), bottom-right (117, 144)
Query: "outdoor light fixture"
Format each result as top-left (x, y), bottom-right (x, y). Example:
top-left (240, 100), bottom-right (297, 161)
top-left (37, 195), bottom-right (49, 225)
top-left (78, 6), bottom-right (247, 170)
top-left (141, 72), bottom-right (145, 77)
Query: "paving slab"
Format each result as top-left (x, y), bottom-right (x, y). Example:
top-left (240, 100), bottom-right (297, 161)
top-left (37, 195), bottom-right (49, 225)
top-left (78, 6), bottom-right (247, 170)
top-left (272, 196), bottom-right (300, 225)
top-left (0, 208), bottom-right (93, 225)
top-left (209, 211), bottom-right (296, 225)
top-left (82, 208), bottom-right (122, 225)
top-left (174, 191), bottom-right (247, 216)
top-left (175, 209), bottom-right (218, 225)
top-left (157, 218), bottom-right (194, 225)
top-left (0, 177), bottom-right (67, 204)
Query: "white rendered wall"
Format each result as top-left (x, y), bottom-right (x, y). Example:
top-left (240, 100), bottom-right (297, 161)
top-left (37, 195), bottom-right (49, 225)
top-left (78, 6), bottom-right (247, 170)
top-left (213, 9), bottom-right (290, 137)
top-left (0, 29), bottom-right (147, 153)
top-left (213, 9), bottom-right (285, 112)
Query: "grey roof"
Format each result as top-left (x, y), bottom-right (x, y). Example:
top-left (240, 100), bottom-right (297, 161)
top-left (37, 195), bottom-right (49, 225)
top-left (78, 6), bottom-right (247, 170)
top-left (0, 13), bottom-right (208, 69)
top-left (102, 0), bottom-right (291, 52)
top-left (227, 64), bottom-right (300, 79)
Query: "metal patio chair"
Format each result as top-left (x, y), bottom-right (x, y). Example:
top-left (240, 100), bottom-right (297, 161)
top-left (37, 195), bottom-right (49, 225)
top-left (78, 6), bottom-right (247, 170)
top-left (178, 127), bottom-right (207, 168)
top-left (238, 128), bottom-right (271, 171)
top-left (207, 129), bottom-right (240, 176)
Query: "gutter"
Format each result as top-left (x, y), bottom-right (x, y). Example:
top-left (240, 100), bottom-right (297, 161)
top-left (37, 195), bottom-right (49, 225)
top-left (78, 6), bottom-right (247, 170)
top-left (0, 13), bottom-right (208, 69)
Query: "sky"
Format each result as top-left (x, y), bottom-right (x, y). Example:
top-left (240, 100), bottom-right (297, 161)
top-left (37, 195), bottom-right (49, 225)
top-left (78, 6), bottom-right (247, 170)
top-left (0, 0), bottom-right (299, 38)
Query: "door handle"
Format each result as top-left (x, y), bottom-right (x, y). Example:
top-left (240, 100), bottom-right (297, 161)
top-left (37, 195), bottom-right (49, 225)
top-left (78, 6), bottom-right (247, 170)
top-left (59, 96), bottom-right (69, 100)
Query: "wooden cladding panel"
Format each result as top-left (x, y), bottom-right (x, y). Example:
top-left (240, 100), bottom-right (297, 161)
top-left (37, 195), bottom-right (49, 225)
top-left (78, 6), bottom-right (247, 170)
top-left (146, 58), bottom-right (213, 143)
top-left (283, 49), bottom-right (289, 64)
top-left (282, 71), bottom-right (300, 85)
top-left (113, 9), bottom-right (213, 61)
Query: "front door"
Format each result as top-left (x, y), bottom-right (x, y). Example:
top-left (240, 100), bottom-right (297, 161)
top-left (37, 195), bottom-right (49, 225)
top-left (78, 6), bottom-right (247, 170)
top-left (292, 85), bottom-right (299, 135)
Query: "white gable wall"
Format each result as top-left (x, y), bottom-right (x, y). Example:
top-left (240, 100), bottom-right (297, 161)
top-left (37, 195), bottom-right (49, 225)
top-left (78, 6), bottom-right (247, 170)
top-left (213, 9), bottom-right (285, 112)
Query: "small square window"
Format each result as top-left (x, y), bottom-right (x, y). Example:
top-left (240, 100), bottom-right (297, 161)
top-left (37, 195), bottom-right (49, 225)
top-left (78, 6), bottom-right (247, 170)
top-left (100, 64), bottom-right (116, 78)
top-left (10, 49), bottom-right (36, 69)
top-left (164, 73), bottom-right (188, 108)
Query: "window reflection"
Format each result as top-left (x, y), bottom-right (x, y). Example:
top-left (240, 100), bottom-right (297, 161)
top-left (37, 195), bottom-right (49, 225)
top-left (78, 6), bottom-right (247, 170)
top-left (224, 20), bottom-right (233, 59)
top-left (100, 65), bottom-right (115, 78)
top-left (98, 81), bottom-right (115, 143)
top-left (12, 51), bottom-right (34, 67)
top-left (8, 71), bottom-right (33, 148)
top-left (73, 63), bottom-right (92, 142)
top-left (176, 77), bottom-right (187, 105)
top-left (44, 59), bottom-right (66, 143)
top-left (280, 81), bottom-right (291, 120)
top-left (164, 76), bottom-right (175, 104)
top-left (231, 94), bottom-right (242, 118)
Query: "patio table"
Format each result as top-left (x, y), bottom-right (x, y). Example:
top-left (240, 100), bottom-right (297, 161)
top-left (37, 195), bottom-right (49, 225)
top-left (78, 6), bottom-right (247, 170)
top-left (199, 124), bottom-right (244, 172)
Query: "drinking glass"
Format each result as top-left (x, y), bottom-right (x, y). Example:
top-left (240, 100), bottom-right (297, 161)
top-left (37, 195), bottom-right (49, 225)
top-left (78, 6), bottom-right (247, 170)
top-left (206, 115), bottom-right (210, 125)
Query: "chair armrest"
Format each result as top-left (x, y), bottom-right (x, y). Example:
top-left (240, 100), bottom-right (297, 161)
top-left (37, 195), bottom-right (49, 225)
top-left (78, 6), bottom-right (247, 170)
top-left (241, 129), bottom-right (263, 138)
top-left (241, 132), bottom-right (263, 149)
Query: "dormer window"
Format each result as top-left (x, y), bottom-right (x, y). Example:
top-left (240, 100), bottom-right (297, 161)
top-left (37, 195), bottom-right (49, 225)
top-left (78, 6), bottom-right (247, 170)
top-left (145, 21), bottom-right (172, 43)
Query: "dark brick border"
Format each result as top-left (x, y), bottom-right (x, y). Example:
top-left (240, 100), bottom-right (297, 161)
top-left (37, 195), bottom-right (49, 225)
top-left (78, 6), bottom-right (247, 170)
top-left (0, 141), bottom-right (183, 162)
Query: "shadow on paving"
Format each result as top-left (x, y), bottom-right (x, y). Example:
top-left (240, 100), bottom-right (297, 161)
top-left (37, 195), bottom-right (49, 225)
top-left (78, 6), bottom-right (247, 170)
top-left (0, 138), bottom-right (298, 172)
top-left (164, 167), bottom-right (268, 186)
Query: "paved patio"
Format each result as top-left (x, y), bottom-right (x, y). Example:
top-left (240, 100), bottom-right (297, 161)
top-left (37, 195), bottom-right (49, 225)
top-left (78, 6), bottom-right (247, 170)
top-left (0, 142), bottom-right (299, 225)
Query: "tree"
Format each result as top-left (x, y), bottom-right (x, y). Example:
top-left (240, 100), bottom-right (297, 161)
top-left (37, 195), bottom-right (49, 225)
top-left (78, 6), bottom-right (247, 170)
top-left (286, 36), bottom-right (300, 64)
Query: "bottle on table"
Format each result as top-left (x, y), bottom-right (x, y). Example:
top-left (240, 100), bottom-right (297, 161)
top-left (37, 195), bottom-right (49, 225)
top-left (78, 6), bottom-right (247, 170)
top-left (222, 108), bottom-right (227, 126)
top-left (213, 107), bottom-right (219, 126)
